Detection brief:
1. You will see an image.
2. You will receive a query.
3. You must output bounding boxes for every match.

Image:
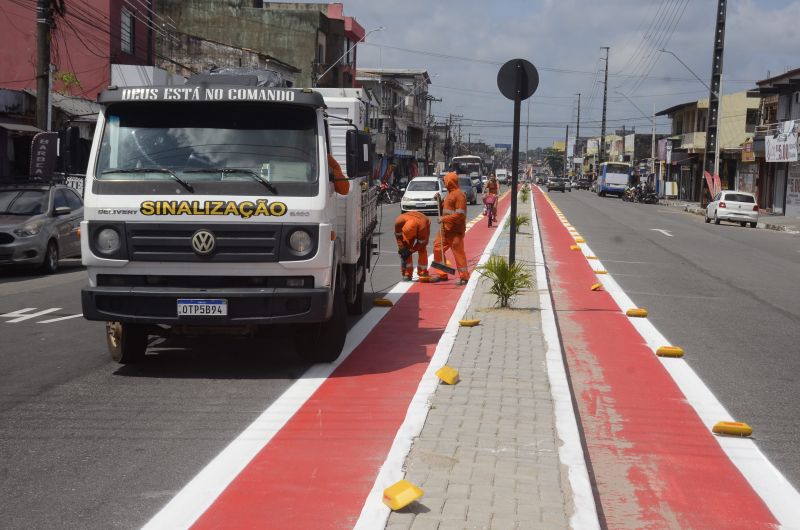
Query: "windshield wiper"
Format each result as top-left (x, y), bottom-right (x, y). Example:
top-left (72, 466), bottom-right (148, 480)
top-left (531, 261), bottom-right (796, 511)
top-left (185, 168), bottom-right (278, 194)
top-left (101, 168), bottom-right (194, 193)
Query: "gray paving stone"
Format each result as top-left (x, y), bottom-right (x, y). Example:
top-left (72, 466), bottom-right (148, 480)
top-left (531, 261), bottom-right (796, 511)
top-left (386, 220), bottom-right (571, 530)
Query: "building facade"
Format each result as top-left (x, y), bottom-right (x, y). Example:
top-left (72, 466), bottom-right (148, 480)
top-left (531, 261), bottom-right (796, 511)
top-left (657, 91), bottom-right (760, 201)
top-left (156, 1), bottom-right (364, 88)
top-left (357, 69), bottom-right (431, 184)
top-left (748, 68), bottom-right (800, 217)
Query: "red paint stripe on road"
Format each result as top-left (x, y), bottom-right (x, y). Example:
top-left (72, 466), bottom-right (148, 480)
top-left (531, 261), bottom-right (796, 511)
top-left (534, 188), bottom-right (777, 529)
top-left (191, 196), bottom-right (510, 530)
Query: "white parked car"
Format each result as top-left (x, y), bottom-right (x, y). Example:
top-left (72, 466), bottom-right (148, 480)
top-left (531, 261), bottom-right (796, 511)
top-left (401, 176), bottom-right (446, 215)
top-left (705, 191), bottom-right (759, 228)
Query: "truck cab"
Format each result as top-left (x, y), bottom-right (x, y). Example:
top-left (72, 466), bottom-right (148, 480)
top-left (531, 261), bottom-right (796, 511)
top-left (81, 79), bottom-right (376, 363)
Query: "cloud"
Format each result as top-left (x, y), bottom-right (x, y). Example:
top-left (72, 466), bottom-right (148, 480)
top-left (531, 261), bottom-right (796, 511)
top-left (327, 0), bottom-right (799, 147)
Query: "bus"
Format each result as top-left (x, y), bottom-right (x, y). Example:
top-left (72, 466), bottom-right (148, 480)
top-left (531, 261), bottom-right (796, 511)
top-left (451, 155), bottom-right (484, 191)
top-left (597, 162), bottom-right (632, 197)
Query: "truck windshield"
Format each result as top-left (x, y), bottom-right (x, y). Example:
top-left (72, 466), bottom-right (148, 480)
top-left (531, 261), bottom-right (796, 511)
top-left (95, 102), bottom-right (319, 196)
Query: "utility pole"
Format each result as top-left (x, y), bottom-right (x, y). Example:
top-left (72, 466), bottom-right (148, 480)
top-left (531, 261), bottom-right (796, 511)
top-left (36, 0), bottom-right (52, 131)
top-left (575, 93), bottom-right (581, 158)
top-left (651, 102), bottom-right (656, 177)
top-left (600, 47), bottom-right (610, 164)
top-left (563, 124), bottom-right (569, 179)
top-left (703, 0), bottom-right (727, 204)
top-left (621, 124), bottom-right (626, 163)
top-left (525, 100), bottom-right (531, 167)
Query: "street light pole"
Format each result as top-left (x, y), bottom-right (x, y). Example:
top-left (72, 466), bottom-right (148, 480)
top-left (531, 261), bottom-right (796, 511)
top-left (316, 26), bottom-right (384, 87)
top-left (615, 90), bottom-right (656, 175)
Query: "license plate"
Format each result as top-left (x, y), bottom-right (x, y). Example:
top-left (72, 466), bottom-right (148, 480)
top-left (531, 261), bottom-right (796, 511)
top-left (177, 299), bottom-right (228, 316)
top-left (416, 202), bottom-right (427, 208)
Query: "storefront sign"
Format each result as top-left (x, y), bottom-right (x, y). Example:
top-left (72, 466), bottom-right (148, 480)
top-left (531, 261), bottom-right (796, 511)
top-left (29, 132), bottom-right (59, 177)
top-left (765, 120), bottom-right (798, 162)
top-left (742, 140), bottom-right (755, 162)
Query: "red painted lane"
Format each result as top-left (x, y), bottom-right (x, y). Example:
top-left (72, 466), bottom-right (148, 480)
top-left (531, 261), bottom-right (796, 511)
top-left (192, 196), bottom-right (510, 530)
top-left (534, 188), bottom-right (777, 529)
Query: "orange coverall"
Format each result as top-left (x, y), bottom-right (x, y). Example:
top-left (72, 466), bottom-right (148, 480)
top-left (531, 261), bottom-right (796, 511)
top-left (394, 211), bottom-right (431, 279)
top-left (433, 172), bottom-right (470, 282)
top-left (328, 153), bottom-right (350, 195)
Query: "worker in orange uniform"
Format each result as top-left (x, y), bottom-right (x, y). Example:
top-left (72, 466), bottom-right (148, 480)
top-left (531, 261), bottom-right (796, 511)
top-left (328, 153), bottom-right (350, 195)
top-left (432, 171), bottom-right (470, 284)
top-left (394, 210), bottom-right (431, 281)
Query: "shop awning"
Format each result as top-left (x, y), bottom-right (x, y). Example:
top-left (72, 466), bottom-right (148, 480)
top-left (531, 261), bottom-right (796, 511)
top-left (0, 118), bottom-right (41, 133)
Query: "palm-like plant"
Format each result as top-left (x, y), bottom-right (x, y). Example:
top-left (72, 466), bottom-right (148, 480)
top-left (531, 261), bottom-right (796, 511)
top-left (505, 213), bottom-right (530, 233)
top-left (520, 186), bottom-right (530, 203)
top-left (476, 255), bottom-right (533, 308)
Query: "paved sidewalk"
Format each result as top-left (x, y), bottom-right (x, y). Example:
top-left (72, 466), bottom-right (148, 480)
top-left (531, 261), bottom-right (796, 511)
top-left (385, 221), bottom-right (573, 530)
top-left (660, 199), bottom-right (800, 233)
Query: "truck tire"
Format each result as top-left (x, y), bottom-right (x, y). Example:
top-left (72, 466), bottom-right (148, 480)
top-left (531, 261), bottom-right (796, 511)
top-left (296, 286), bottom-right (347, 363)
top-left (346, 276), bottom-right (365, 315)
top-left (107, 321), bottom-right (148, 363)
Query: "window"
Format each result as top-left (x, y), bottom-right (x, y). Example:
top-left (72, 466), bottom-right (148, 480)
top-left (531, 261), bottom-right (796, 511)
top-left (723, 193), bottom-right (755, 203)
top-left (65, 188), bottom-right (83, 210)
top-left (745, 108), bottom-right (759, 133)
top-left (54, 189), bottom-right (70, 210)
top-left (121, 8), bottom-right (135, 54)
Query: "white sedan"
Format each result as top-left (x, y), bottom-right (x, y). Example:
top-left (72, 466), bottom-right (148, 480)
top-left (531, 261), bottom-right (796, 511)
top-left (705, 191), bottom-right (759, 228)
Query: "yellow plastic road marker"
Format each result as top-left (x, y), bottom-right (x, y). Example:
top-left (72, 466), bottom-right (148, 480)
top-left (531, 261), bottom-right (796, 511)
top-left (574, 237), bottom-right (586, 243)
top-left (626, 308), bottom-right (648, 318)
top-left (586, 256), bottom-right (598, 260)
top-left (590, 283), bottom-right (603, 291)
top-left (570, 245), bottom-right (580, 251)
top-left (435, 365), bottom-right (460, 385)
top-left (418, 276), bottom-right (431, 283)
top-left (373, 298), bottom-right (393, 307)
top-left (656, 346), bottom-right (685, 358)
top-left (712, 421), bottom-right (753, 437)
top-left (459, 319), bottom-right (480, 327)
top-left (596, 270), bottom-right (608, 275)
top-left (382, 480), bottom-right (424, 510)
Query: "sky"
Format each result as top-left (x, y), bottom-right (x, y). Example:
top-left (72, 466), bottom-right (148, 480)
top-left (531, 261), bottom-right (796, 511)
top-left (323, 0), bottom-right (800, 149)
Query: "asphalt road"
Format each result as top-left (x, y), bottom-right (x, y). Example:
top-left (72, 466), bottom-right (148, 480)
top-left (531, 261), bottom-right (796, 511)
top-left (0, 197), bottom-right (489, 530)
top-left (544, 187), bottom-right (800, 489)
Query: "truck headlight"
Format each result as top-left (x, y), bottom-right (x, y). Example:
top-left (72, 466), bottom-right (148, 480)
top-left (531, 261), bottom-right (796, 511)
top-left (96, 227), bottom-right (121, 255)
top-left (13, 220), bottom-right (44, 237)
top-left (288, 229), bottom-right (313, 255)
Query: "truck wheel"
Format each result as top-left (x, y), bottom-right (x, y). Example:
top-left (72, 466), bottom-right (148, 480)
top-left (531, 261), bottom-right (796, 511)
top-left (346, 276), bottom-right (365, 315)
top-left (106, 321), bottom-right (148, 363)
top-left (296, 286), bottom-right (347, 363)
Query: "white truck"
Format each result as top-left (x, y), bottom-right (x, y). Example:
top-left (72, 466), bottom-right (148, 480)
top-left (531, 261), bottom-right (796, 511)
top-left (80, 77), bottom-right (377, 363)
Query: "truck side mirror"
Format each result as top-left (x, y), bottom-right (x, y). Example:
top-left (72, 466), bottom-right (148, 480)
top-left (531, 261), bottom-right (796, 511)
top-left (345, 129), bottom-right (371, 179)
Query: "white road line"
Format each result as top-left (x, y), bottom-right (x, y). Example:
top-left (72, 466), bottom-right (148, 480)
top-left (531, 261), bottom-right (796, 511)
top-left (577, 235), bottom-right (800, 526)
top-left (353, 207), bottom-right (512, 530)
top-left (1, 308), bottom-right (61, 323)
top-left (651, 228), bottom-right (674, 237)
top-left (531, 199), bottom-right (601, 530)
top-left (37, 314), bottom-right (83, 324)
top-left (141, 279), bottom-right (414, 530)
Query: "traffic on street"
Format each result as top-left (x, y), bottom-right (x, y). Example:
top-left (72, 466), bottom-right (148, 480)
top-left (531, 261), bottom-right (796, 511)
top-left (3, 0), bottom-right (800, 529)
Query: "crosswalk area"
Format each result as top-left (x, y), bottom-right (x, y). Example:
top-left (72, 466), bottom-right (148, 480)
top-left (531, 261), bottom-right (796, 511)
top-left (0, 307), bottom-right (83, 324)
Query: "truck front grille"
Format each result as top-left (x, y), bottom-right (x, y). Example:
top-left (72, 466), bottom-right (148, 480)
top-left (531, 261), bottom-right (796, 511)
top-left (126, 223), bottom-right (283, 263)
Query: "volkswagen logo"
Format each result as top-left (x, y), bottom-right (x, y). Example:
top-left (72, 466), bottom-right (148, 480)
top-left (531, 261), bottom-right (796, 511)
top-left (191, 229), bottom-right (216, 256)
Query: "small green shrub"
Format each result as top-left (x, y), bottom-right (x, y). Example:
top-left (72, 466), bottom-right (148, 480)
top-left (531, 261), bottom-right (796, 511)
top-left (476, 255), bottom-right (533, 308)
top-left (520, 187), bottom-right (530, 203)
top-left (505, 214), bottom-right (530, 233)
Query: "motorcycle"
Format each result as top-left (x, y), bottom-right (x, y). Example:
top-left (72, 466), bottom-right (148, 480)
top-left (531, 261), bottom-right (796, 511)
top-left (622, 186), bottom-right (636, 202)
top-left (378, 182), bottom-right (402, 204)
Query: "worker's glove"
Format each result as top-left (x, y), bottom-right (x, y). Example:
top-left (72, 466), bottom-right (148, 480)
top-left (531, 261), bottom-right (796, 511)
top-left (398, 247), bottom-right (412, 261)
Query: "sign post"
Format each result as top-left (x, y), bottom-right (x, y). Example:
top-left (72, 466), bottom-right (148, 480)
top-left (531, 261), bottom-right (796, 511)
top-left (497, 59), bottom-right (538, 265)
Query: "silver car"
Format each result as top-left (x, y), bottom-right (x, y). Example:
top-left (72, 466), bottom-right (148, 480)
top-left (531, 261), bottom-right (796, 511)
top-left (0, 184), bottom-right (83, 273)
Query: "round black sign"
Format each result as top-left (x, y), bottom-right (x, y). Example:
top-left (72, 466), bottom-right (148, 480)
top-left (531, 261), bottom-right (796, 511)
top-left (497, 59), bottom-right (539, 101)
